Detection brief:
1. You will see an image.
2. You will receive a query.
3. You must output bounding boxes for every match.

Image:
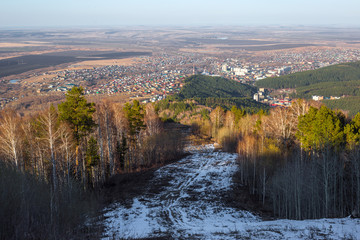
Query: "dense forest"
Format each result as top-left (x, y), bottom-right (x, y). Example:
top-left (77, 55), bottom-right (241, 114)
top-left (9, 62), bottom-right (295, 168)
top-left (293, 79), bottom-right (360, 99)
top-left (322, 96), bottom-right (360, 117)
top-left (177, 75), bottom-right (257, 99)
top-left (0, 87), bottom-right (184, 239)
top-left (255, 61), bottom-right (360, 115)
top-left (256, 61), bottom-right (360, 91)
top-left (159, 75), bottom-right (269, 121)
top-left (227, 101), bottom-right (360, 219)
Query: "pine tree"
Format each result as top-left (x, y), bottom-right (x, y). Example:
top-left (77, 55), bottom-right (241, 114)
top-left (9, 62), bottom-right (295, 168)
top-left (123, 100), bottom-right (146, 136)
top-left (296, 106), bottom-right (345, 151)
top-left (58, 87), bottom-right (96, 144)
top-left (58, 86), bottom-right (96, 181)
top-left (345, 112), bottom-right (360, 147)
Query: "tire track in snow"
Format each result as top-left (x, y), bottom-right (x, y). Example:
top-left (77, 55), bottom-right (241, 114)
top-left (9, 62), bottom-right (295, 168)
top-left (102, 145), bottom-right (360, 240)
top-left (103, 145), bottom-right (258, 239)
top-left (162, 152), bottom-right (215, 234)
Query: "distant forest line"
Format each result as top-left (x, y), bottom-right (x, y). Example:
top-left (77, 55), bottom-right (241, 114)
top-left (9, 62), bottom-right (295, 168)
top-left (256, 61), bottom-right (360, 91)
top-left (255, 61), bottom-right (360, 115)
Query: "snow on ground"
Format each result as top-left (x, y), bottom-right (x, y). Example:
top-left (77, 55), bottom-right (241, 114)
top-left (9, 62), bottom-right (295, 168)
top-left (103, 144), bottom-right (360, 240)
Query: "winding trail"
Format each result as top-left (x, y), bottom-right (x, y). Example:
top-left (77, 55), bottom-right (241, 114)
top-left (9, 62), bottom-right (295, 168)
top-left (103, 145), bottom-right (360, 240)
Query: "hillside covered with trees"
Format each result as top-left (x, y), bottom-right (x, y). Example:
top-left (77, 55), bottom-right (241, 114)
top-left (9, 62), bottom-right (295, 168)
top-left (157, 96), bottom-right (360, 220)
top-left (178, 75), bottom-right (257, 99)
top-left (0, 87), bottom-right (184, 239)
top-left (255, 61), bottom-right (360, 98)
top-left (161, 75), bottom-right (269, 119)
top-left (2, 84), bottom-right (360, 238)
top-left (322, 96), bottom-right (360, 117)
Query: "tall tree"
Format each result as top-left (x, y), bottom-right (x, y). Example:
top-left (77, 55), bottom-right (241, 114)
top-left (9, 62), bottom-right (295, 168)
top-left (296, 106), bottom-right (345, 151)
top-left (345, 112), bottom-right (360, 147)
top-left (58, 86), bottom-right (96, 179)
top-left (123, 100), bottom-right (146, 169)
top-left (0, 111), bottom-right (22, 168)
top-left (35, 104), bottom-right (61, 215)
top-left (145, 103), bottom-right (162, 136)
top-left (210, 106), bottom-right (225, 138)
top-left (123, 100), bottom-right (146, 137)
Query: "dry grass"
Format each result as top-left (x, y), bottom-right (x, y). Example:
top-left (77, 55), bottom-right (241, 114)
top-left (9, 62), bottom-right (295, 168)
top-left (21, 74), bottom-right (58, 84)
top-left (179, 47), bottom-right (229, 54)
top-left (68, 57), bottom-right (144, 70)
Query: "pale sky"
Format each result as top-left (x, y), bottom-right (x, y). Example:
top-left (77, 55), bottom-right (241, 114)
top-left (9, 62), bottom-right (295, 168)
top-left (0, 0), bottom-right (359, 27)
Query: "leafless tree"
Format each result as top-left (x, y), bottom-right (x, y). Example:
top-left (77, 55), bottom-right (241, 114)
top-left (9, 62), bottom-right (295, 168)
top-left (0, 111), bottom-right (22, 168)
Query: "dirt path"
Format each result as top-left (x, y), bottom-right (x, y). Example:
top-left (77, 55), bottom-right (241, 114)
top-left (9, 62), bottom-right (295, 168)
top-left (103, 145), bottom-right (257, 239)
top-left (102, 145), bottom-right (360, 240)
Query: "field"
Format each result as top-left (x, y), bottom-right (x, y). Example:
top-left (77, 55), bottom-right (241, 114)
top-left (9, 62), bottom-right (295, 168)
top-left (68, 57), bottom-right (144, 69)
top-left (220, 43), bottom-right (317, 51)
top-left (0, 51), bottom-right (152, 78)
top-left (1, 26), bottom-right (360, 112)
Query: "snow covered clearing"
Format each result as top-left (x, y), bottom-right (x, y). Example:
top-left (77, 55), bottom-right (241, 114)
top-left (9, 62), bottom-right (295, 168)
top-left (102, 144), bottom-right (360, 239)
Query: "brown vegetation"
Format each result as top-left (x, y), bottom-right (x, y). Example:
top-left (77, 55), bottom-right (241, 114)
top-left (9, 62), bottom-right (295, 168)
top-left (0, 90), bottom-right (186, 239)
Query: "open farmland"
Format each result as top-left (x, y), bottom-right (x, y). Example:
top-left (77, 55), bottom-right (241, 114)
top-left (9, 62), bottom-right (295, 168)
top-left (0, 51), bottom-right (152, 78)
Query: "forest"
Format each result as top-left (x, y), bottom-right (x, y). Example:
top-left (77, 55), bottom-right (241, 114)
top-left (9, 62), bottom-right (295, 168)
top-left (256, 61), bottom-right (360, 89)
top-left (176, 75), bottom-right (257, 99)
top-left (322, 96), bottom-right (360, 117)
top-left (161, 74), bottom-right (268, 119)
top-left (255, 61), bottom-right (360, 98)
top-left (0, 87), bottom-right (184, 239)
top-left (293, 79), bottom-right (360, 99)
top-left (228, 101), bottom-right (360, 220)
top-left (158, 94), bottom-right (360, 220)
top-left (2, 84), bottom-right (360, 239)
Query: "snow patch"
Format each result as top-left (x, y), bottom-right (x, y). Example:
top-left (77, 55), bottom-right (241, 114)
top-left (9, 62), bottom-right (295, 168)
top-left (102, 144), bottom-right (360, 239)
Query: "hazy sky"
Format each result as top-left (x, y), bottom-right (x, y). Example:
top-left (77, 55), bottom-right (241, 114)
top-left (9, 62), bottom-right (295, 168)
top-left (1, 0), bottom-right (359, 27)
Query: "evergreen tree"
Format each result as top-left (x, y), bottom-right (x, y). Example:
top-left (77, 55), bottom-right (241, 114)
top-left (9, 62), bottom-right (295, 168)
top-left (58, 86), bottom-right (96, 180)
top-left (123, 100), bottom-right (146, 136)
top-left (345, 112), bottom-right (360, 146)
top-left (231, 105), bottom-right (245, 126)
top-left (296, 105), bottom-right (345, 151)
top-left (58, 87), bottom-right (96, 144)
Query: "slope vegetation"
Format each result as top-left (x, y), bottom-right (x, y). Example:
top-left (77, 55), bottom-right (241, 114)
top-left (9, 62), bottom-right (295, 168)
top-left (255, 61), bottom-right (360, 98)
top-left (168, 75), bottom-right (268, 113)
top-left (178, 75), bottom-right (257, 99)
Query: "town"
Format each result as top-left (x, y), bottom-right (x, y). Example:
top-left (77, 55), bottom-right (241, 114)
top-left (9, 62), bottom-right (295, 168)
top-left (1, 47), bottom-right (360, 109)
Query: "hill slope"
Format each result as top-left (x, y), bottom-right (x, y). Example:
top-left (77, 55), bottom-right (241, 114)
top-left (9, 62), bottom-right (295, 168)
top-left (255, 61), bottom-right (360, 96)
top-left (103, 145), bottom-right (360, 239)
top-left (168, 75), bottom-right (268, 113)
top-left (178, 75), bottom-right (257, 99)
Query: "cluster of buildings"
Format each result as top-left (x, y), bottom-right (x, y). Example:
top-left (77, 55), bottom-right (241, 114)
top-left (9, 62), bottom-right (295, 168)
top-left (1, 47), bottom-right (360, 109)
top-left (312, 95), bottom-right (341, 101)
top-left (219, 48), bottom-right (360, 83)
top-left (30, 53), bottom-right (216, 98)
top-left (253, 88), bottom-right (292, 107)
top-left (222, 63), bottom-right (292, 81)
